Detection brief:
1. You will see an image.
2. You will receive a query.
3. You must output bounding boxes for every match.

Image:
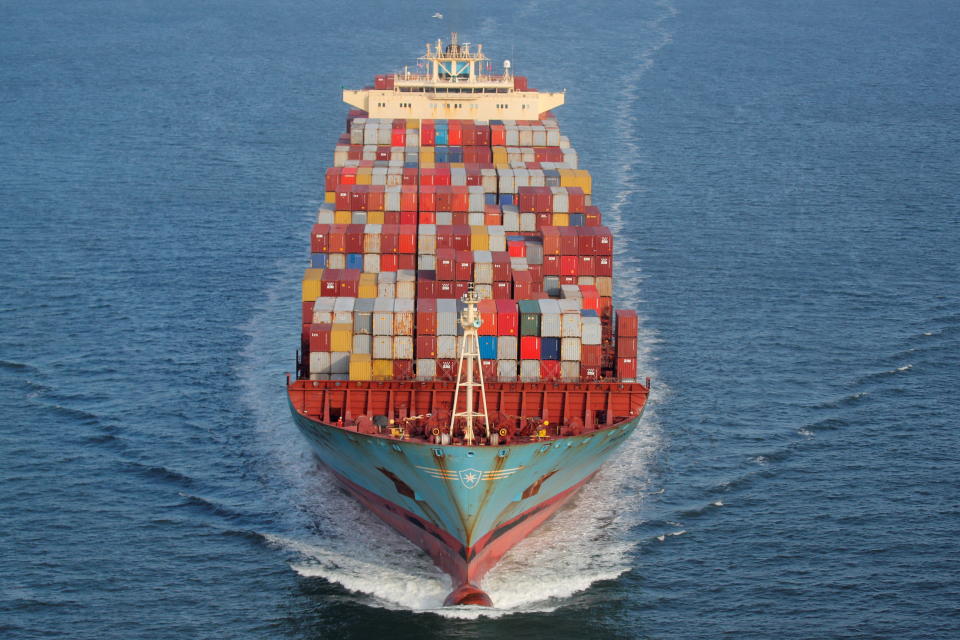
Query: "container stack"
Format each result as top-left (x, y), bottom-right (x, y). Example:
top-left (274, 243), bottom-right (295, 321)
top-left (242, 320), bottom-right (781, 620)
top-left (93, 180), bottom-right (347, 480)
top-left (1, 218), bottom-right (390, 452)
top-left (301, 112), bottom-right (640, 382)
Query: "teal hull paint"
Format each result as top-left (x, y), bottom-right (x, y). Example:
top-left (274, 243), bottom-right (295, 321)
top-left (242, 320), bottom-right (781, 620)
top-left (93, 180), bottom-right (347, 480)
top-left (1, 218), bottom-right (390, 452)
top-left (290, 401), bottom-right (644, 547)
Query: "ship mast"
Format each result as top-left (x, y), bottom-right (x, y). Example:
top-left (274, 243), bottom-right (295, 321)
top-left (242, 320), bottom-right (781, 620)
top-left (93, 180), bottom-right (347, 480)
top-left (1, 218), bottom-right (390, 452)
top-left (449, 285), bottom-right (490, 445)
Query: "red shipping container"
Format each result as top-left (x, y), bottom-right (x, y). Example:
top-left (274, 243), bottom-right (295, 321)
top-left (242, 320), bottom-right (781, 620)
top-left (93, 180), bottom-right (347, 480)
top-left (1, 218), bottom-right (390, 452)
top-left (617, 357), bottom-right (637, 379)
top-left (416, 299), bottom-right (438, 334)
top-left (309, 323), bottom-right (332, 352)
top-left (507, 240), bottom-right (526, 258)
top-left (324, 167), bottom-right (339, 192)
top-left (492, 281), bottom-right (512, 299)
top-left (558, 227), bottom-right (579, 255)
top-left (340, 167), bottom-right (357, 185)
top-left (328, 224), bottom-right (347, 253)
top-left (451, 187), bottom-right (469, 213)
top-left (495, 299), bottom-right (518, 336)
top-left (350, 185), bottom-right (367, 211)
top-left (580, 365), bottom-right (601, 381)
top-left (560, 255), bottom-right (578, 276)
top-left (517, 186), bottom-right (537, 213)
top-left (584, 206), bottom-right (602, 226)
top-left (391, 128), bottom-right (405, 147)
top-left (380, 224), bottom-right (399, 253)
top-left (345, 224), bottom-right (364, 253)
top-left (452, 225), bottom-right (471, 251)
top-left (436, 248), bottom-right (456, 280)
top-left (437, 281), bottom-right (455, 298)
top-left (478, 299), bottom-right (498, 335)
top-left (398, 224), bottom-right (417, 254)
top-left (481, 359), bottom-right (498, 381)
top-left (398, 254), bottom-right (416, 270)
top-left (581, 344), bottom-right (602, 367)
top-left (535, 186), bottom-right (552, 213)
top-left (418, 211), bottom-right (437, 225)
top-left (383, 211), bottom-right (401, 224)
top-left (421, 123), bottom-right (435, 146)
top-left (379, 254), bottom-right (398, 272)
top-left (448, 122), bottom-right (462, 146)
top-left (484, 211), bottom-right (501, 226)
top-left (451, 212), bottom-right (469, 225)
top-left (541, 227), bottom-right (561, 255)
top-left (543, 254), bottom-right (560, 275)
top-left (577, 227), bottom-right (596, 255)
top-left (581, 290), bottom-right (600, 313)
top-left (453, 281), bottom-right (469, 298)
top-left (595, 226), bottom-right (613, 255)
top-left (616, 309), bottom-right (639, 337)
top-left (520, 336), bottom-right (541, 359)
top-left (578, 255), bottom-right (596, 276)
top-left (559, 275), bottom-right (578, 285)
top-left (528, 264), bottom-right (543, 283)
top-left (514, 76), bottom-right (528, 91)
top-left (491, 252), bottom-right (511, 281)
top-left (311, 224), bottom-right (329, 253)
top-left (338, 270), bottom-right (360, 297)
top-left (400, 185), bottom-right (418, 212)
top-left (368, 186), bottom-right (385, 211)
top-left (399, 211), bottom-right (417, 226)
top-left (436, 226), bottom-right (453, 250)
top-left (416, 273), bottom-right (437, 301)
top-left (393, 359), bottom-right (413, 380)
top-left (454, 250), bottom-right (473, 282)
top-left (416, 335), bottom-right (437, 358)
top-left (302, 301), bottom-right (315, 324)
top-left (566, 186), bottom-right (586, 214)
top-left (475, 125), bottom-right (490, 147)
top-left (419, 185), bottom-right (436, 212)
top-left (335, 188), bottom-right (352, 211)
top-left (596, 255), bottom-right (613, 277)
top-left (435, 185), bottom-right (452, 211)
top-left (540, 360), bottom-right (561, 380)
top-left (617, 336), bottom-right (638, 358)
top-left (461, 123), bottom-right (475, 146)
top-left (402, 168), bottom-right (418, 186)
top-left (321, 271), bottom-right (339, 297)
top-left (512, 270), bottom-right (534, 299)
top-left (490, 124), bottom-right (506, 146)
top-left (534, 212), bottom-right (551, 230)
top-left (434, 167), bottom-right (451, 186)
top-left (437, 359), bottom-right (457, 381)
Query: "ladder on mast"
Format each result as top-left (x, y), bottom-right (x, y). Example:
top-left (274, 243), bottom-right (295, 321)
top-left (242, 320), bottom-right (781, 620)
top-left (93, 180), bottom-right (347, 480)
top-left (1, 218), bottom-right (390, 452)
top-left (449, 284), bottom-right (491, 445)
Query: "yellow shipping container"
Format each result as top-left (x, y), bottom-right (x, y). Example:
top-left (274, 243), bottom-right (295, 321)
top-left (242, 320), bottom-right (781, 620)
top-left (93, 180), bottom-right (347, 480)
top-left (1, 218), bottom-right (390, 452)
top-left (492, 148), bottom-right (508, 165)
top-left (325, 191), bottom-right (336, 203)
top-left (302, 269), bottom-right (324, 301)
top-left (331, 323), bottom-right (353, 352)
top-left (334, 210), bottom-right (352, 224)
top-left (355, 169), bottom-right (372, 185)
top-left (372, 359), bottom-right (393, 379)
top-left (420, 147), bottom-right (435, 163)
top-left (367, 210), bottom-right (385, 224)
top-left (420, 161), bottom-right (435, 170)
top-left (349, 354), bottom-right (372, 381)
top-left (470, 226), bottom-right (489, 251)
top-left (358, 273), bottom-right (378, 298)
top-left (406, 119), bottom-right (419, 129)
top-left (552, 213), bottom-right (569, 227)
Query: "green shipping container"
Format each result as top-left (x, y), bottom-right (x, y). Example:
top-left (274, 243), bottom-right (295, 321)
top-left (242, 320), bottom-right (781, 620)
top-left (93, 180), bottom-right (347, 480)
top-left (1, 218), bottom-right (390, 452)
top-left (518, 299), bottom-right (541, 336)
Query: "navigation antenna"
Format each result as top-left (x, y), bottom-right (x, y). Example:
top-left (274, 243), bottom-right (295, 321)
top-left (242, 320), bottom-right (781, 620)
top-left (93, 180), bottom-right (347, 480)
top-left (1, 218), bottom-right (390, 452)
top-left (449, 285), bottom-right (490, 446)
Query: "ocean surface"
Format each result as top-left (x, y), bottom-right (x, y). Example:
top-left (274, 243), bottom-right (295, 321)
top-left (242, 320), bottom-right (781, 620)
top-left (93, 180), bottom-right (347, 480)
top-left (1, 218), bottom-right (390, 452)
top-left (2, 0), bottom-right (958, 638)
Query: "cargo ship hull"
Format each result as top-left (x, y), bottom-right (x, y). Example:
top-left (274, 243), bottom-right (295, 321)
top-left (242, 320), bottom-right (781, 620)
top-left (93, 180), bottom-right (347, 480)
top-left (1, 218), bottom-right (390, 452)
top-left (289, 398), bottom-right (642, 604)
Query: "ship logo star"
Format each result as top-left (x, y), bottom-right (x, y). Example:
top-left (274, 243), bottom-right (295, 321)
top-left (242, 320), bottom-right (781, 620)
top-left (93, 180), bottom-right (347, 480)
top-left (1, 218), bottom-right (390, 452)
top-left (458, 468), bottom-right (482, 489)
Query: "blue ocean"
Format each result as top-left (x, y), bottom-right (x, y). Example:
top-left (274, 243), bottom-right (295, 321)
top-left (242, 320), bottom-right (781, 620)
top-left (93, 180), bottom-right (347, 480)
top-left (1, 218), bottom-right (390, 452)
top-left (2, 0), bottom-right (958, 637)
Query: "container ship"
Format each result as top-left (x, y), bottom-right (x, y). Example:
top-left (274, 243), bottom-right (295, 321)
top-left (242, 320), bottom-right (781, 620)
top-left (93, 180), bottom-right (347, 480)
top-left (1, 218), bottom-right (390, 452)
top-left (287, 34), bottom-right (649, 607)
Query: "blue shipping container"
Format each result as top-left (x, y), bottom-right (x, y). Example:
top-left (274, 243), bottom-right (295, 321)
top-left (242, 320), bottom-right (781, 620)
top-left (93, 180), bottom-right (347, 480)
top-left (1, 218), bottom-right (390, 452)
top-left (479, 335), bottom-right (498, 360)
top-left (570, 213), bottom-right (585, 227)
top-left (541, 337), bottom-right (561, 360)
top-left (499, 193), bottom-right (514, 206)
top-left (311, 253), bottom-right (327, 268)
top-left (346, 253), bottom-right (364, 270)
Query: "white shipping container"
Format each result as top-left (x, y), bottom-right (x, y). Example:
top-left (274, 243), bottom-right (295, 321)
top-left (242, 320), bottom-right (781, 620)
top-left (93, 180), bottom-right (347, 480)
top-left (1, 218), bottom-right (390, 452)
top-left (317, 204), bottom-right (335, 224)
top-left (418, 254), bottom-right (436, 271)
top-left (330, 373), bottom-right (349, 381)
top-left (543, 276), bottom-right (561, 297)
top-left (373, 297), bottom-right (394, 336)
top-left (385, 186), bottom-right (401, 212)
top-left (333, 297), bottom-right (356, 324)
top-left (468, 212), bottom-right (484, 226)
top-left (308, 373), bottom-right (330, 381)
top-left (497, 359), bottom-right (518, 381)
top-left (561, 360), bottom-right (580, 380)
top-left (474, 262), bottom-right (493, 284)
top-left (561, 337), bottom-right (582, 361)
top-left (372, 335), bottom-right (393, 359)
top-left (330, 352), bottom-right (350, 374)
top-left (393, 335), bottom-right (414, 360)
top-left (416, 358), bottom-right (436, 379)
top-left (352, 334), bottom-right (372, 354)
top-left (596, 276), bottom-right (613, 297)
top-left (577, 276), bottom-right (596, 286)
top-left (327, 253), bottom-right (346, 270)
top-left (497, 336), bottom-right (518, 360)
top-left (363, 254), bottom-right (380, 273)
top-left (311, 298), bottom-right (335, 324)
top-left (561, 312), bottom-right (582, 338)
top-left (475, 284), bottom-right (493, 300)
top-left (520, 360), bottom-right (541, 381)
top-left (309, 351), bottom-right (331, 375)
top-left (502, 210), bottom-right (519, 231)
top-left (418, 224), bottom-right (437, 254)
top-left (393, 298), bottom-right (415, 335)
top-left (437, 335), bottom-right (457, 359)
top-left (377, 282), bottom-right (396, 299)
top-left (561, 284), bottom-right (582, 300)
top-left (581, 317), bottom-right (602, 345)
top-left (353, 298), bottom-right (375, 334)
top-left (520, 212), bottom-right (537, 232)
top-left (539, 299), bottom-right (562, 337)
top-left (437, 299), bottom-right (459, 335)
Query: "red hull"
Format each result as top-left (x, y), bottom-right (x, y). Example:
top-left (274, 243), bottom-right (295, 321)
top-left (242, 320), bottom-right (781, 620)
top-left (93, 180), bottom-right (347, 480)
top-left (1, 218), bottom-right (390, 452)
top-left (328, 465), bottom-right (597, 606)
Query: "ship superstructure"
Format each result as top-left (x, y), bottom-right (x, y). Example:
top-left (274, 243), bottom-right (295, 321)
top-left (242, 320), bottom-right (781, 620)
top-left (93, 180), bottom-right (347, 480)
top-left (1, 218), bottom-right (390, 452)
top-left (288, 34), bottom-right (648, 607)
